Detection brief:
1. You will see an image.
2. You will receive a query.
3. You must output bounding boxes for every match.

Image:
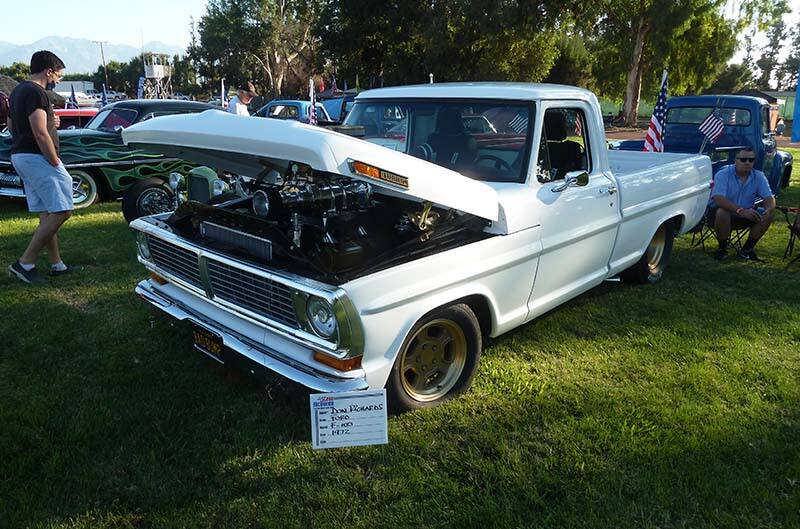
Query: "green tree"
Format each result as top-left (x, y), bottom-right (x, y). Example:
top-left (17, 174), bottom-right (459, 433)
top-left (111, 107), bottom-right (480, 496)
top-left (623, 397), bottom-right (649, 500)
top-left (585, 0), bottom-right (739, 126)
top-left (777, 26), bottom-right (799, 90)
top-left (191, 0), bottom-right (317, 98)
top-left (317, 0), bottom-right (568, 87)
top-left (0, 62), bottom-right (30, 82)
top-left (704, 63), bottom-right (756, 93)
top-left (754, 0), bottom-right (790, 89)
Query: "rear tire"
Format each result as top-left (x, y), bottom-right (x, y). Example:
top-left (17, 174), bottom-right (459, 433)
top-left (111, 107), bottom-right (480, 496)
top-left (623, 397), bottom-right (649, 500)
top-left (122, 178), bottom-right (174, 223)
top-left (620, 222), bottom-right (675, 284)
top-left (386, 304), bottom-right (482, 413)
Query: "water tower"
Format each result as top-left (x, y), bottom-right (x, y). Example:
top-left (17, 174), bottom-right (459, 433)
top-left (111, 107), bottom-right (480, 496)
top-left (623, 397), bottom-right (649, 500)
top-left (142, 52), bottom-right (173, 99)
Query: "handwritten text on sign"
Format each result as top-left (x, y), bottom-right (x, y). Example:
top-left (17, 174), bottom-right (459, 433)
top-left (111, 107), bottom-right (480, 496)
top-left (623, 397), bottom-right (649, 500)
top-left (310, 389), bottom-right (388, 449)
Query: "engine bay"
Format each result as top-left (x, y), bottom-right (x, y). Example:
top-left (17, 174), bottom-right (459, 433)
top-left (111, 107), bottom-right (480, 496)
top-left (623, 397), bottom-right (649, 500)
top-left (164, 161), bottom-right (492, 285)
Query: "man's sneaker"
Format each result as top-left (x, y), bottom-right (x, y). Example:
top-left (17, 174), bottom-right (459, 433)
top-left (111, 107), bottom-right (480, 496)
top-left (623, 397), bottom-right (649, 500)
top-left (737, 249), bottom-right (765, 262)
top-left (8, 261), bottom-right (45, 284)
top-left (49, 264), bottom-right (82, 276)
top-left (714, 248), bottom-right (728, 261)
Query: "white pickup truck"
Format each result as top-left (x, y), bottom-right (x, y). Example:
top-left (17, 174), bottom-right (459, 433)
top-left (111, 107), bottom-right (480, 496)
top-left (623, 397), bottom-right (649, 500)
top-left (125, 83), bottom-right (711, 411)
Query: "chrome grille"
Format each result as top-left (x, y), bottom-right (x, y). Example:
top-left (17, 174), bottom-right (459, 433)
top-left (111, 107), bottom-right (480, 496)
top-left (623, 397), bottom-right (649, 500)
top-left (0, 173), bottom-right (21, 186)
top-left (148, 237), bottom-right (203, 288)
top-left (206, 259), bottom-right (298, 327)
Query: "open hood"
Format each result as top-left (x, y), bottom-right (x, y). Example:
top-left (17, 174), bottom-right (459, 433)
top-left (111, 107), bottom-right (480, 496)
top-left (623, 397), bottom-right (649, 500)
top-left (122, 110), bottom-right (499, 221)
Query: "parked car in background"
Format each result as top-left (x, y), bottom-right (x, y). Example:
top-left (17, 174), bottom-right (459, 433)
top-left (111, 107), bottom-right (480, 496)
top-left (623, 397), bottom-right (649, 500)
top-left (0, 99), bottom-right (215, 220)
top-left (126, 83), bottom-right (711, 411)
top-left (615, 95), bottom-right (793, 195)
top-left (54, 107), bottom-right (99, 129)
top-left (55, 90), bottom-right (95, 107)
top-left (206, 97), bottom-right (227, 108)
top-left (171, 92), bottom-right (191, 101)
top-left (254, 99), bottom-right (332, 124)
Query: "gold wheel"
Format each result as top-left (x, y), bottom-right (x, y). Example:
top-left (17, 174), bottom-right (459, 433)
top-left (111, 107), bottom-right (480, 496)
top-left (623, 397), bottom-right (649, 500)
top-left (399, 318), bottom-right (468, 402)
top-left (645, 224), bottom-right (666, 271)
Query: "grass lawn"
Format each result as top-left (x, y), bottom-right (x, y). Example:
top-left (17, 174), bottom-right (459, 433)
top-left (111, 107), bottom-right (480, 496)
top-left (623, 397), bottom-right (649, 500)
top-left (1, 150), bottom-right (799, 529)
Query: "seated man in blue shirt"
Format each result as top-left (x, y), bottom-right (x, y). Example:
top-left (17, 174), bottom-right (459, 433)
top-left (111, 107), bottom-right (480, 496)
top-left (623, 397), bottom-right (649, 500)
top-left (708, 146), bottom-right (775, 261)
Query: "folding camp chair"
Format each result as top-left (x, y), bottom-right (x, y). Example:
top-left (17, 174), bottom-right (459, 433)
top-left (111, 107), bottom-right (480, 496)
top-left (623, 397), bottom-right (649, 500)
top-left (779, 206), bottom-right (800, 266)
top-left (691, 208), bottom-right (751, 253)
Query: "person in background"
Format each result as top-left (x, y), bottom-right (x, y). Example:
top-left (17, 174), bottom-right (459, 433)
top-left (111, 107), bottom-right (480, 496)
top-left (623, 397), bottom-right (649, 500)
top-left (708, 145), bottom-right (775, 262)
top-left (776, 117), bottom-right (785, 136)
top-left (7, 50), bottom-right (76, 284)
top-left (0, 91), bottom-right (9, 129)
top-left (226, 82), bottom-right (258, 116)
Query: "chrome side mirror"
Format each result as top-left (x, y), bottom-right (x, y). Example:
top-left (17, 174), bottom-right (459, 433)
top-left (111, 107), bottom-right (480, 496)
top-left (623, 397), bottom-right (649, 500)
top-left (551, 171), bottom-right (589, 192)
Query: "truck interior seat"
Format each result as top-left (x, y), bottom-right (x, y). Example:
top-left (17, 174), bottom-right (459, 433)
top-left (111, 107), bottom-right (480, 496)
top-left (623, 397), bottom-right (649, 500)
top-left (428, 108), bottom-right (478, 170)
top-left (544, 110), bottom-right (585, 179)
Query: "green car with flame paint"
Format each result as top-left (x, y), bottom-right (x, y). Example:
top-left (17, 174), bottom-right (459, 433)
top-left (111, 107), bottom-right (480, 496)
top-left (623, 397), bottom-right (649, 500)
top-left (0, 99), bottom-right (214, 222)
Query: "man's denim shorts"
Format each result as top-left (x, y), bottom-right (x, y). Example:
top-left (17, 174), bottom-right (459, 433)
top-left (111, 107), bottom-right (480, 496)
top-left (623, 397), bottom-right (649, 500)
top-left (10, 153), bottom-right (73, 213)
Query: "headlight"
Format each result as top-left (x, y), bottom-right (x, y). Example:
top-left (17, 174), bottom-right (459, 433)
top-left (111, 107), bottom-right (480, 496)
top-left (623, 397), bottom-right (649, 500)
top-left (306, 297), bottom-right (337, 338)
top-left (136, 232), bottom-right (151, 260)
top-left (211, 179), bottom-right (228, 197)
top-left (252, 189), bottom-right (270, 216)
top-left (168, 172), bottom-right (184, 191)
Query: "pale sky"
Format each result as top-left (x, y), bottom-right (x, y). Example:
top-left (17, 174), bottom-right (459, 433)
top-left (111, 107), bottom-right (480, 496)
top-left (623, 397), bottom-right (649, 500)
top-left (1, 0), bottom-right (209, 48)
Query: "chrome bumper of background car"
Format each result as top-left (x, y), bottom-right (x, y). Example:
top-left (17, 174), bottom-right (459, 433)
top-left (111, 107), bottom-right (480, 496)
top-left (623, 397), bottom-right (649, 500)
top-left (0, 171), bottom-right (24, 197)
top-left (0, 187), bottom-right (25, 198)
top-left (135, 280), bottom-right (370, 393)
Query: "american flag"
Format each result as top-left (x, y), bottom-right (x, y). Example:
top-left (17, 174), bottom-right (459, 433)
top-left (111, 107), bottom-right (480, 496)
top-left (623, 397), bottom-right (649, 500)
top-left (68, 86), bottom-right (79, 109)
top-left (698, 112), bottom-right (724, 143)
top-left (308, 78), bottom-right (318, 126)
top-left (643, 69), bottom-right (668, 152)
top-left (574, 115), bottom-right (583, 137)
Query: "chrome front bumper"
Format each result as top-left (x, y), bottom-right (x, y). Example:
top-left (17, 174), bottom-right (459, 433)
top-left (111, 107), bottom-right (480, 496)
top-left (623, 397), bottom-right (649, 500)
top-left (0, 172), bottom-right (24, 198)
top-left (135, 279), bottom-right (369, 393)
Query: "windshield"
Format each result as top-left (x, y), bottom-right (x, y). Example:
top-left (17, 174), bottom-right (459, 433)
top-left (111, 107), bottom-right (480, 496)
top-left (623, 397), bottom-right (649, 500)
top-left (666, 106), bottom-right (751, 126)
top-left (344, 99), bottom-right (532, 182)
top-left (86, 108), bottom-right (138, 131)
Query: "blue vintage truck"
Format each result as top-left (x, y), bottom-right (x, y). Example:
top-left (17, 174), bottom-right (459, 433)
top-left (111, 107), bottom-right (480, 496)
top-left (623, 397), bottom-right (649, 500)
top-left (616, 95), bottom-right (793, 195)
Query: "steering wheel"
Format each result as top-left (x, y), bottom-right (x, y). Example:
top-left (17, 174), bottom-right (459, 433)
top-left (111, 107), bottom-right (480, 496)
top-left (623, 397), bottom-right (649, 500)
top-left (413, 143), bottom-right (434, 161)
top-left (476, 155), bottom-right (513, 172)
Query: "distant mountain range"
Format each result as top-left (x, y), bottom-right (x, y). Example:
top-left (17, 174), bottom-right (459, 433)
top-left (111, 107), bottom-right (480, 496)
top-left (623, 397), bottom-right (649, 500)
top-left (0, 37), bottom-right (186, 74)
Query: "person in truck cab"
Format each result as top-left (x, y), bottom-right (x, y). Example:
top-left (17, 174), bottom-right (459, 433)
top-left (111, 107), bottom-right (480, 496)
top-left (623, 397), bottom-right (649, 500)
top-left (708, 145), bottom-right (775, 262)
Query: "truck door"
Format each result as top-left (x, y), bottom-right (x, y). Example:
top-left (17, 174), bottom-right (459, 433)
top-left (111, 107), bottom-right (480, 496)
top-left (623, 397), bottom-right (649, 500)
top-left (527, 102), bottom-right (621, 319)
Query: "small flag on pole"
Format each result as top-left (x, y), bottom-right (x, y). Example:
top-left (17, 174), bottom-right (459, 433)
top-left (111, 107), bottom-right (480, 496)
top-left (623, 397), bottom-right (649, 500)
top-left (643, 69), bottom-right (668, 152)
top-left (698, 112), bottom-right (724, 143)
top-left (68, 86), bottom-right (79, 109)
top-left (308, 78), bottom-right (318, 126)
top-left (575, 115), bottom-right (583, 138)
top-left (136, 76), bottom-right (145, 99)
top-left (101, 84), bottom-right (108, 107)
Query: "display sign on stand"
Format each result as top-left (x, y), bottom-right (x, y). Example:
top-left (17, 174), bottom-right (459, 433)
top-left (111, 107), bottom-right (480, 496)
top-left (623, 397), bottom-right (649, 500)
top-left (310, 389), bottom-right (388, 449)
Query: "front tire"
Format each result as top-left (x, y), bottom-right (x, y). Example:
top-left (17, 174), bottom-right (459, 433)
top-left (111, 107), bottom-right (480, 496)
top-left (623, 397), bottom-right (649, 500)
top-left (620, 222), bottom-right (675, 284)
top-left (122, 178), bottom-right (174, 223)
top-left (386, 304), bottom-right (482, 413)
top-left (69, 169), bottom-right (99, 209)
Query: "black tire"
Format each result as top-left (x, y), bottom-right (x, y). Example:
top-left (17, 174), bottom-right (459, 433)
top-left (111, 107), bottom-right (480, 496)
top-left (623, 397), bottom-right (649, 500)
top-left (122, 178), bottom-right (174, 223)
top-left (620, 222), bottom-right (675, 284)
top-left (386, 304), bottom-right (482, 413)
top-left (69, 169), bottom-right (99, 209)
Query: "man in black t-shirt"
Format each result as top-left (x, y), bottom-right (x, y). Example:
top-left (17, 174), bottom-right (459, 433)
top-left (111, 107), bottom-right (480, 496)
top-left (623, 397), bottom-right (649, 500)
top-left (7, 50), bottom-right (77, 284)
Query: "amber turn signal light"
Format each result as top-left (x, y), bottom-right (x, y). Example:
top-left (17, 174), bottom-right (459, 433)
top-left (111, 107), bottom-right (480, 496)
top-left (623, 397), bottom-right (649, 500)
top-left (149, 271), bottom-right (168, 285)
top-left (351, 160), bottom-right (381, 179)
top-left (313, 351), bottom-right (362, 372)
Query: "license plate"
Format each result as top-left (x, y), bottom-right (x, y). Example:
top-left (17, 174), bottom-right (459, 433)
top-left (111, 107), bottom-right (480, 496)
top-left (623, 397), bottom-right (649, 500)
top-left (192, 323), bottom-right (224, 363)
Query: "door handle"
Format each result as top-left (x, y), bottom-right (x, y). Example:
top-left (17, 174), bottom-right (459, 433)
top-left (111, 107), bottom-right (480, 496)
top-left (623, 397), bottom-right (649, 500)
top-left (607, 186), bottom-right (617, 195)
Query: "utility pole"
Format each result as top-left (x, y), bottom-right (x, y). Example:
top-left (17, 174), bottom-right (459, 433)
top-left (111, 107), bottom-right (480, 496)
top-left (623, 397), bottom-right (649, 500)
top-left (93, 40), bottom-right (110, 89)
